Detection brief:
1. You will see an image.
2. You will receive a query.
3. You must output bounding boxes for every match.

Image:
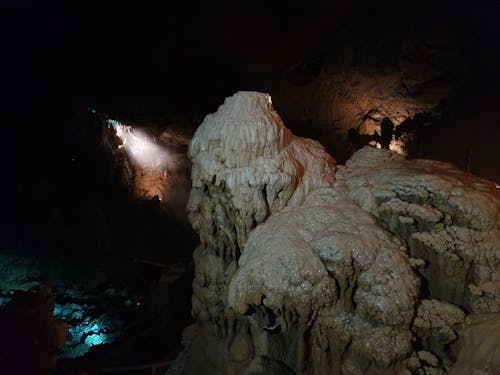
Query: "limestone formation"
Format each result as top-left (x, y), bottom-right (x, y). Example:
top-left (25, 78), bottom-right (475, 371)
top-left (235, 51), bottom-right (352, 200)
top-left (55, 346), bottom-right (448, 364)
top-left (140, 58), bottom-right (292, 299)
top-left (183, 92), bottom-right (500, 374)
top-left (342, 146), bottom-right (500, 313)
top-left (229, 190), bottom-right (419, 374)
top-left (450, 314), bottom-right (500, 375)
top-left (188, 91), bottom-right (336, 257)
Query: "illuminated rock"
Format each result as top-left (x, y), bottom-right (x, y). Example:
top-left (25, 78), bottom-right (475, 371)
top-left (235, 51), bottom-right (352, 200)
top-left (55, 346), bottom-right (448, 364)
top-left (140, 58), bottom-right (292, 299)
top-left (343, 146), bottom-right (500, 313)
top-left (102, 118), bottom-right (192, 216)
top-left (229, 190), bottom-right (419, 373)
top-left (187, 91), bottom-right (336, 254)
top-left (183, 92), bottom-right (500, 375)
top-left (276, 33), bottom-right (461, 157)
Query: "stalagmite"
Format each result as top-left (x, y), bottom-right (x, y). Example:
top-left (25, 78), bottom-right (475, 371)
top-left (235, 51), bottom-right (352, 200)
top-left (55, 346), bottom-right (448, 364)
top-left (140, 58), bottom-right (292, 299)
top-left (183, 92), bottom-right (500, 375)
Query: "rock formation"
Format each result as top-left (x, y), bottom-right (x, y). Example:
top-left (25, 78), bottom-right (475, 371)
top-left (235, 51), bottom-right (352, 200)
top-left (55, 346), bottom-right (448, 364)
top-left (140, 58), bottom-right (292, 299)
top-left (277, 28), bottom-right (462, 159)
top-left (102, 119), bottom-right (191, 213)
top-left (0, 285), bottom-right (71, 374)
top-left (183, 91), bottom-right (500, 374)
top-left (343, 147), bottom-right (500, 314)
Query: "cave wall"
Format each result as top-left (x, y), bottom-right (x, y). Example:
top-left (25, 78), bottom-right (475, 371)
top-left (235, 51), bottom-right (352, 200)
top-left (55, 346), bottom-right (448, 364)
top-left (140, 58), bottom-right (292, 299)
top-left (271, 21), bottom-right (463, 161)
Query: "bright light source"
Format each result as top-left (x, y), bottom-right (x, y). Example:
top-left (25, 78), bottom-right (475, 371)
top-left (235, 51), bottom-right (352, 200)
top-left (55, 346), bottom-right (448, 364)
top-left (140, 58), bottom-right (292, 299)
top-left (108, 119), bottom-right (172, 171)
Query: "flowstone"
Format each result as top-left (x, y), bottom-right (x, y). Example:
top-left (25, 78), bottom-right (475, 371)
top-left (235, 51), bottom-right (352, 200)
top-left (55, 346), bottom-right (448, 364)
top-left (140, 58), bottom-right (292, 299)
top-left (342, 146), bottom-right (500, 313)
top-left (183, 92), bottom-right (500, 374)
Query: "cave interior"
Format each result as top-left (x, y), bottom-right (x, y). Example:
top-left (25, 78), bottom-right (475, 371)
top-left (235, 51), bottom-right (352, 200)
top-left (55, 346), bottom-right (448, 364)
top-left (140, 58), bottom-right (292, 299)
top-left (1, 0), bottom-right (499, 374)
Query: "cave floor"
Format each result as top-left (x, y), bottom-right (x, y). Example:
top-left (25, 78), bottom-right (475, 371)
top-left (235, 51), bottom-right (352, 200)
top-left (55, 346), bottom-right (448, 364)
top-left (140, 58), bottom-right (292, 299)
top-left (0, 249), bottom-right (160, 360)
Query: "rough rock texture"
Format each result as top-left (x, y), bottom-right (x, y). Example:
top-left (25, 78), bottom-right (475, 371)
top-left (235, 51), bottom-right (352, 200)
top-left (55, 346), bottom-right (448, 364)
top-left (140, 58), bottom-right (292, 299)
top-left (412, 299), bottom-right (466, 368)
top-left (343, 147), bottom-right (500, 313)
top-left (188, 91), bottom-right (336, 257)
top-left (102, 120), bottom-right (191, 213)
top-left (276, 29), bottom-right (462, 158)
top-left (229, 190), bottom-right (419, 374)
top-left (183, 92), bottom-right (500, 375)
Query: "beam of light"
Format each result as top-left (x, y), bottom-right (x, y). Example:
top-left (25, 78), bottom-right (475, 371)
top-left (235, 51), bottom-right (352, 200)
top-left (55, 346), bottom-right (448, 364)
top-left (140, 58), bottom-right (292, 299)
top-left (107, 119), bottom-right (172, 171)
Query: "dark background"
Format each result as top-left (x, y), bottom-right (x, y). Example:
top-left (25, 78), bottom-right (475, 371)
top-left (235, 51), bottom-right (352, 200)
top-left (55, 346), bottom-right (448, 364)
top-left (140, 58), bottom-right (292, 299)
top-left (1, 0), bottom-right (499, 256)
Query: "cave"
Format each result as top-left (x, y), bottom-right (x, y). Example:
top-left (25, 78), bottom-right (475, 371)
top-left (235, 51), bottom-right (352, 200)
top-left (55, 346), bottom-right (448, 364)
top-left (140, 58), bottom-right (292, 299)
top-left (2, 0), bottom-right (499, 374)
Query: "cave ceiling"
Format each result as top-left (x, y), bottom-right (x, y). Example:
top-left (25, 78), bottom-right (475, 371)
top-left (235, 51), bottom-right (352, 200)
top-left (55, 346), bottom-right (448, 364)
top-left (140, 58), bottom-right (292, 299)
top-left (3, 0), bottom-right (500, 178)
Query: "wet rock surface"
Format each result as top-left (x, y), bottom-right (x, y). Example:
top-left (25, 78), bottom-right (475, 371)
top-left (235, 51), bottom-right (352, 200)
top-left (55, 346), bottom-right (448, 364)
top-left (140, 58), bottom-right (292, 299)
top-left (0, 251), bottom-right (156, 356)
top-left (181, 92), bottom-right (500, 374)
